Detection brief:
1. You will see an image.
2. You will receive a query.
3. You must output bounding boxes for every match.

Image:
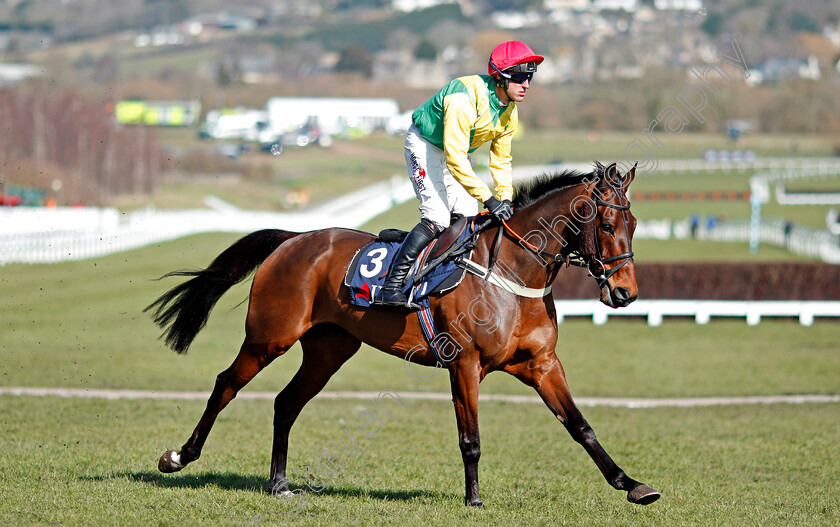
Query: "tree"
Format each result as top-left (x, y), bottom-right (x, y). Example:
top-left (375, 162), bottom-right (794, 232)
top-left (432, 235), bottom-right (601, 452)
top-left (701, 11), bottom-right (724, 37)
top-left (0, 82), bottom-right (164, 204)
top-left (789, 11), bottom-right (819, 34)
top-left (143, 0), bottom-right (190, 29)
top-left (414, 38), bottom-right (438, 61)
top-left (335, 44), bottom-right (373, 76)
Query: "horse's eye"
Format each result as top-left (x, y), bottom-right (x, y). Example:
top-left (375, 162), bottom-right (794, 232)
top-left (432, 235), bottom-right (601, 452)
top-left (601, 224), bottom-right (615, 234)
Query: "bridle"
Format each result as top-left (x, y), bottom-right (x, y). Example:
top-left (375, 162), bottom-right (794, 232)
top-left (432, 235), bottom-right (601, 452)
top-left (420, 167), bottom-right (636, 291)
top-left (583, 189), bottom-right (634, 289)
top-left (492, 170), bottom-right (635, 290)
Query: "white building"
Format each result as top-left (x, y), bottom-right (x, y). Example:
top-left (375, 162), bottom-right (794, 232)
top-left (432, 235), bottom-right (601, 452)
top-left (654, 0), bottom-right (703, 10)
top-left (264, 97), bottom-right (401, 137)
top-left (545, 0), bottom-right (590, 10)
top-left (491, 10), bottom-right (544, 29)
top-left (392, 0), bottom-right (460, 12)
top-left (0, 63), bottom-right (45, 87)
top-left (592, 0), bottom-right (639, 12)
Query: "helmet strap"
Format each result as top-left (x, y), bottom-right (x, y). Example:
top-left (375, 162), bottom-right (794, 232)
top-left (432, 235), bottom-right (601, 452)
top-left (494, 83), bottom-right (511, 105)
top-left (489, 60), bottom-right (510, 89)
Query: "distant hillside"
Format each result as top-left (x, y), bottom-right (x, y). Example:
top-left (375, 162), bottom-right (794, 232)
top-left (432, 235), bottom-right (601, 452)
top-left (2, 0), bottom-right (838, 45)
top-left (700, 0), bottom-right (840, 62)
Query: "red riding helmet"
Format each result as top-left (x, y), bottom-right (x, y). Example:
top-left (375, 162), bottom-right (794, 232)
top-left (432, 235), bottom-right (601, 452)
top-left (488, 40), bottom-right (544, 79)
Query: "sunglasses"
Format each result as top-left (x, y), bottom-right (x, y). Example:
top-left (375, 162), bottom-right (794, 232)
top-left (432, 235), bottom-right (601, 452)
top-left (507, 72), bottom-right (533, 84)
top-left (489, 61), bottom-right (534, 85)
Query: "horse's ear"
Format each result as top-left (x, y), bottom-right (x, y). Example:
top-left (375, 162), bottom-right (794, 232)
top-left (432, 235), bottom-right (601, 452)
top-left (623, 162), bottom-right (637, 189)
top-left (604, 162), bottom-right (619, 187)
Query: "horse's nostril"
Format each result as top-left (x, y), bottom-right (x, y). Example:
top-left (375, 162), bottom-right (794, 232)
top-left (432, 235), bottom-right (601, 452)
top-left (614, 287), bottom-right (630, 302)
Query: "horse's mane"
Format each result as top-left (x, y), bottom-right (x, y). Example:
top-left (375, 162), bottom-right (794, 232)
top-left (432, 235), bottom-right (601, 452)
top-left (512, 168), bottom-right (600, 256)
top-left (512, 169), bottom-right (596, 210)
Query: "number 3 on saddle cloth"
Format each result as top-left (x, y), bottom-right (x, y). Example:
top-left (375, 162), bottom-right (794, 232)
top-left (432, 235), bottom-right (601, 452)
top-left (343, 219), bottom-right (475, 310)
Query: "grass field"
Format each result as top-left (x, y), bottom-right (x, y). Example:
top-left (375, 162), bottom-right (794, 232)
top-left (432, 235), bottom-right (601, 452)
top-left (1, 397), bottom-right (838, 526)
top-left (1, 232), bottom-right (838, 526)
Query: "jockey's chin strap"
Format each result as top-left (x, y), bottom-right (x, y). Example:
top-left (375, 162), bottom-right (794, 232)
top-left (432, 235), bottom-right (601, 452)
top-left (481, 192), bottom-right (635, 290)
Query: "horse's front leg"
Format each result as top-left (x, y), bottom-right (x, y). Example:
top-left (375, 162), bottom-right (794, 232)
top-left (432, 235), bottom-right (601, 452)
top-left (504, 352), bottom-right (660, 505)
top-left (448, 361), bottom-right (484, 507)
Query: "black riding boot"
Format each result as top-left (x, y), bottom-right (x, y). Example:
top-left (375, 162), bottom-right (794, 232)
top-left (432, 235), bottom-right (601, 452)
top-left (377, 220), bottom-right (438, 309)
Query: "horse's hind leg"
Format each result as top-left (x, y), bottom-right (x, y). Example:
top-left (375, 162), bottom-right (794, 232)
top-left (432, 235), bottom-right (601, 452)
top-left (267, 324), bottom-right (361, 495)
top-left (504, 352), bottom-right (660, 505)
top-left (158, 342), bottom-right (282, 473)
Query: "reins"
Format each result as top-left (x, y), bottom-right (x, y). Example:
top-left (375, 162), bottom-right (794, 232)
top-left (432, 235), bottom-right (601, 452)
top-left (414, 173), bottom-right (635, 292)
top-left (479, 180), bottom-right (635, 290)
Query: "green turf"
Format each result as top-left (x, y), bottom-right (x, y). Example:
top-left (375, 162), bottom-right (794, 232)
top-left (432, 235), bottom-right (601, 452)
top-left (629, 238), bottom-right (815, 262)
top-left (1, 234), bottom-right (837, 398)
top-left (115, 150), bottom-right (404, 212)
top-left (2, 230), bottom-right (839, 526)
top-left (0, 396), bottom-right (837, 526)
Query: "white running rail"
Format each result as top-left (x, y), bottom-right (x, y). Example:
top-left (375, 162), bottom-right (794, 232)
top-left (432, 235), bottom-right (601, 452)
top-left (0, 176), bottom-right (415, 265)
top-left (554, 299), bottom-right (840, 327)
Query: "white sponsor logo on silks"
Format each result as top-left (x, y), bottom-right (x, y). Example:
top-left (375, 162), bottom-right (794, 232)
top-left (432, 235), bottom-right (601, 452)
top-left (409, 153), bottom-right (427, 192)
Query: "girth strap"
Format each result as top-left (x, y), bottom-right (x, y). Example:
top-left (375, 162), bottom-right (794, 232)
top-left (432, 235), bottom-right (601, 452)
top-left (416, 303), bottom-right (446, 367)
top-left (456, 258), bottom-right (552, 299)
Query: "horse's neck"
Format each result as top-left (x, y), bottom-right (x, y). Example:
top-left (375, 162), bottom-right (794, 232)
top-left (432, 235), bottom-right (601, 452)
top-left (494, 185), bottom-right (586, 286)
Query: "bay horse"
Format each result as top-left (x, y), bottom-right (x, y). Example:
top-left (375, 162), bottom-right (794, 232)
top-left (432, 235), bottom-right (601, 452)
top-left (148, 161), bottom-right (660, 507)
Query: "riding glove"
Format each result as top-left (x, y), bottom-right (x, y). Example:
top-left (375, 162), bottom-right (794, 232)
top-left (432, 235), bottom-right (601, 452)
top-left (484, 197), bottom-right (514, 221)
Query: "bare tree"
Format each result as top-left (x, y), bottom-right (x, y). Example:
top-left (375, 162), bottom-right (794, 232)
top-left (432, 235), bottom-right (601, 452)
top-left (0, 81), bottom-right (164, 204)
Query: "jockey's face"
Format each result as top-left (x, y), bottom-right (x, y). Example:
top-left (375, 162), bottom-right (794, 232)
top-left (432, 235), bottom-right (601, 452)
top-left (506, 76), bottom-right (530, 103)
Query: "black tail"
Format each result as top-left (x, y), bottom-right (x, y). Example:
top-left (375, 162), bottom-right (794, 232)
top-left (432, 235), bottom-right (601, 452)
top-left (145, 229), bottom-right (300, 354)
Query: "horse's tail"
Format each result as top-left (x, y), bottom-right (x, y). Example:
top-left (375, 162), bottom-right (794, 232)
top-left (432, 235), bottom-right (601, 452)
top-left (145, 229), bottom-right (300, 354)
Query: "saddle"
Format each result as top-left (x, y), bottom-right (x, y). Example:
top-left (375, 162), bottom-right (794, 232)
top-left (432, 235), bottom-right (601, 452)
top-left (416, 215), bottom-right (468, 271)
top-left (344, 216), bottom-right (473, 308)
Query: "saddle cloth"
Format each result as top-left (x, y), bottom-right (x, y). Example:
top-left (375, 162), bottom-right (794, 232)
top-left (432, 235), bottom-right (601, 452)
top-left (344, 223), bottom-right (474, 308)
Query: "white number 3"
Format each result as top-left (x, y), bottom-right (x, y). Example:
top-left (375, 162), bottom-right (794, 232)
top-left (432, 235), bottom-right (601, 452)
top-left (360, 247), bottom-right (389, 278)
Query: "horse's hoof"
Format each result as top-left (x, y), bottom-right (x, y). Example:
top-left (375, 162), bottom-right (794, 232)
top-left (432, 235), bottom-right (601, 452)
top-left (466, 498), bottom-right (484, 508)
top-left (268, 478), bottom-right (291, 495)
top-left (158, 450), bottom-right (186, 473)
top-left (627, 483), bottom-right (661, 505)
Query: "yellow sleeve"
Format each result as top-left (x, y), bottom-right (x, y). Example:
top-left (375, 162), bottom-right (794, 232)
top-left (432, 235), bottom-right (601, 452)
top-left (442, 93), bottom-right (493, 203)
top-left (488, 109), bottom-right (516, 202)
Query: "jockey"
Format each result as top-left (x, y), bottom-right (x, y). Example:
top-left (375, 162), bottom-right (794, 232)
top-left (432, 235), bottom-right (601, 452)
top-left (377, 40), bottom-right (544, 309)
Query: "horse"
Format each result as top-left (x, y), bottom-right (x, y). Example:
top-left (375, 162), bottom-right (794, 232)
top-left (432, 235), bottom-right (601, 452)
top-left (148, 161), bottom-right (661, 508)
